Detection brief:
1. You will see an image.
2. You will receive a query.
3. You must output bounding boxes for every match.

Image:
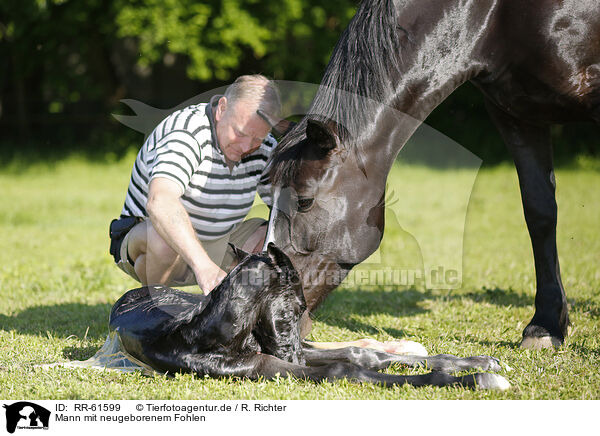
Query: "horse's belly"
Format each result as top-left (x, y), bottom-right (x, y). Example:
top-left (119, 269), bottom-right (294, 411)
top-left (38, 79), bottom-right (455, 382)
top-left (473, 71), bottom-right (593, 124)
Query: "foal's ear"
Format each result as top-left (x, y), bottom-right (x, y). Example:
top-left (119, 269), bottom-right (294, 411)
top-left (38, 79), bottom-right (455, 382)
top-left (228, 243), bottom-right (250, 261)
top-left (266, 243), bottom-right (295, 273)
top-left (306, 119), bottom-right (339, 151)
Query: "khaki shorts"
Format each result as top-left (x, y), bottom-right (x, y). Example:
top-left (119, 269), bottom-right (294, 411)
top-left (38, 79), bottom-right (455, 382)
top-left (116, 218), bottom-right (267, 287)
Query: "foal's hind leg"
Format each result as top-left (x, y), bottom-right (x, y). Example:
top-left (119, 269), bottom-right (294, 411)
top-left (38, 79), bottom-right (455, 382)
top-left (302, 347), bottom-right (503, 372)
top-left (485, 100), bottom-right (568, 349)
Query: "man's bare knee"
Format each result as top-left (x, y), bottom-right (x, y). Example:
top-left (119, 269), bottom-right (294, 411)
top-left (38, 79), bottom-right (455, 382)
top-left (147, 226), bottom-right (179, 263)
top-left (128, 221), bottom-right (188, 285)
top-left (126, 221), bottom-right (149, 262)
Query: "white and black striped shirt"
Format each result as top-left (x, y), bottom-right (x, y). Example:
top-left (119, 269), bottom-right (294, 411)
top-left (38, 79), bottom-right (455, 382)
top-left (120, 98), bottom-right (274, 240)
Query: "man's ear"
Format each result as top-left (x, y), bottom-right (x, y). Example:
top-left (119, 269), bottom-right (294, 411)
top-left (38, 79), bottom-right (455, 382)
top-left (215, 96), bottom-right (228, 122)
top-left (306, 119), bottom-right (339, 151)
top-left (228, 243), bottom-right (250, 262)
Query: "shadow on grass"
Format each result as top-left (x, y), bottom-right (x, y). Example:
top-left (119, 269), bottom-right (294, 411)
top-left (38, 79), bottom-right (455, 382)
top-left (457, 287), bottom-right (534, 308)
top-left (466, 337), bottom-right (522, 350)
top-left (311, 286), bottom-right (534, 336)
top-left (0, 303), bottom-right (111, 341)
top-left (0, 286), bottom-right (544, 351)
top-left (311, 287), bottom-right (428, 337)
top-left (571, 298), bottom-right (600, 319)
top-left (567, 341), bottom-right (600, 359)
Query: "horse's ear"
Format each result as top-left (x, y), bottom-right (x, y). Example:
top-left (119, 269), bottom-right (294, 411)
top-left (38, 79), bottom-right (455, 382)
top-left (228, 243), bottom-right (250, 261)
top-left (266, 242), bottom-right (295, 273)
top-left (257, 110), bottom-right (297, 138)
top-left (273, 118), bottom-right (297, 137)
top-left (306, 119), bottom-right (339, 151)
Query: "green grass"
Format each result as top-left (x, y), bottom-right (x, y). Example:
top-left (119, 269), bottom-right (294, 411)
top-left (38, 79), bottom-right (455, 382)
top-left (1, 154), bottom-right (599, 399)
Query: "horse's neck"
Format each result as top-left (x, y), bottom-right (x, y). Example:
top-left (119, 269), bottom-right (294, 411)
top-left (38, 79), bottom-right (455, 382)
top-left (377, 0), bottom-right (500, 157)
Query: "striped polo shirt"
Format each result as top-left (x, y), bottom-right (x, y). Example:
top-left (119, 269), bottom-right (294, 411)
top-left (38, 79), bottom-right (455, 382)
top-left (120, 96), bottom-right (275, 240)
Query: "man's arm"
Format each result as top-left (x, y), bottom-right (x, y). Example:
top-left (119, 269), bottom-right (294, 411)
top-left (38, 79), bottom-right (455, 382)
top-left (146, 177), bottom-right (226, 294)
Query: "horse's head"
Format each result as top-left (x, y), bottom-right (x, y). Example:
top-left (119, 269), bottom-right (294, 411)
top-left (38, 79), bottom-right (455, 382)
top-left (266, 116), bottom-right (397, 308)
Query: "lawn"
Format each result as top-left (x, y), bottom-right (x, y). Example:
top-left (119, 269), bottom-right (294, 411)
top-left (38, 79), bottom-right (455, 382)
top-left (0, 154), bottom-right (599, 399)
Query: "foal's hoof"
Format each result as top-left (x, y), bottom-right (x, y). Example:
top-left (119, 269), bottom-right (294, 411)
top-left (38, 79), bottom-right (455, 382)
top-left (520, 336), bottom-right (562, 350)
top-left (382, 340), bottom-right (428, 356)
top-left (356, 338), bottom-right (428, 356)
top-left (470, 356), bottom-right (503, 372)
top-left (473, 373), bottom-right (511, 391)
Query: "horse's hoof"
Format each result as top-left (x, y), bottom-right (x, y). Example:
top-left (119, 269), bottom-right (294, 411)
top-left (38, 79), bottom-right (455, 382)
top-left (520, 336), bottom-right (562, 350)
top-left (473, 373), bottom-right (511, 391)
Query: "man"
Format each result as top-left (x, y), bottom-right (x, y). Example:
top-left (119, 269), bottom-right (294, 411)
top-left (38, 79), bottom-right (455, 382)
top-left (109, 75), bottom-right (280, 295)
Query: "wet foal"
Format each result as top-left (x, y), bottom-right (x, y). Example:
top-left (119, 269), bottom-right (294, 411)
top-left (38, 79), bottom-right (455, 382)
top-left (109, 243), bottom-right (509, 390)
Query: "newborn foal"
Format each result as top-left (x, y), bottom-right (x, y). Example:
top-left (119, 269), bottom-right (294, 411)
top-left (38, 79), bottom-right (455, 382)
top-left (109, 243), bottom-right (509, 390)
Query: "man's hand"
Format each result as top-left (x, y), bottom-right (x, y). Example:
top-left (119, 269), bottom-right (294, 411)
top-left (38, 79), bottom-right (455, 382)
top-left (195, 262), bottom-right (227, 295)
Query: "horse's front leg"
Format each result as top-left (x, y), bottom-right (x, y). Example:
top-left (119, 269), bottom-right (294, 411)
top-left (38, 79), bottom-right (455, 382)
top-left (485, 99), bottom-right (568, 349)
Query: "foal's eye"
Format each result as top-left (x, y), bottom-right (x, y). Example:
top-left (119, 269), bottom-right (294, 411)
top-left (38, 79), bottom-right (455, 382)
top-left (297, 197), bottom-right (314, 212)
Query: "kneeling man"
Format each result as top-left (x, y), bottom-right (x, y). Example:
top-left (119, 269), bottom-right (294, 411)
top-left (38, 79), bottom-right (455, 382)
top-left (109, 75), bottom-right (280, 294)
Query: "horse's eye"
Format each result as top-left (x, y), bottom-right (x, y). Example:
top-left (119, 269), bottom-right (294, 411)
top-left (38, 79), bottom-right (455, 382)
top-left (297, 197), bottom-right (314, 212)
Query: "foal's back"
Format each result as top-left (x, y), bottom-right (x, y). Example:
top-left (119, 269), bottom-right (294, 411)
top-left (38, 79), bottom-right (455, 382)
top-left (109, 286), bottom-right (208, 362)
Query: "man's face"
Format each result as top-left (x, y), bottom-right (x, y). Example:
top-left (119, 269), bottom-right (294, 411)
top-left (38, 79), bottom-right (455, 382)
top-left (215, 97), bottom-right (271, 163)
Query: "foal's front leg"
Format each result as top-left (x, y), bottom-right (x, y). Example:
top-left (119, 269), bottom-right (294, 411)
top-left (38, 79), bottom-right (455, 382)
top-left (303, 338), bottom-right (428, 356)
top-left (302, 347), bottom-right (503, 372)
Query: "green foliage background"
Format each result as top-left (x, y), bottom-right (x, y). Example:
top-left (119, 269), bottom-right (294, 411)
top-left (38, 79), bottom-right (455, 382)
top-left (0, 0), bottom-right (597, 163)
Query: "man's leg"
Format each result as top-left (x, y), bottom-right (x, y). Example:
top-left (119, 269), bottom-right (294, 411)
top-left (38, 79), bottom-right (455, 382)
top-left (121, 218), bottom-right (267, 287)
top-left (126, 220), bottom-right (189, 285)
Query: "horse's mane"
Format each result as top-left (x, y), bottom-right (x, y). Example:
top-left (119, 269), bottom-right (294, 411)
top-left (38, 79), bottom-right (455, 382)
top-left (270, 0), bottom-right (404, 186)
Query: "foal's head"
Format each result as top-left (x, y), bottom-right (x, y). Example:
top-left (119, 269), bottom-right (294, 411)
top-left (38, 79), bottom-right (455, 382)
top-left (223, 242), bottom-right (306, 362)
top-left (225, 242), bottom-right (304, 305)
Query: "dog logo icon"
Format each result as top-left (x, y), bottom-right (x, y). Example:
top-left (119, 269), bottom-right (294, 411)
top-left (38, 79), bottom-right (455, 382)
top-left (3, 402), bottom-right (50, 433)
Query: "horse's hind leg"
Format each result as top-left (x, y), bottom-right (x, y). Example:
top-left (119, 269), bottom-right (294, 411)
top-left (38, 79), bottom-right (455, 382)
top-left (302, 347), bottom-right (503, 372)
top-left (485, 99), bottom-right (568, 349)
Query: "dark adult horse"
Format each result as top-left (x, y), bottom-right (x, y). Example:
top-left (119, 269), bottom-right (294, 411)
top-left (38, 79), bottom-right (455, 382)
top-left (266, 0), bottom-right (600, 349)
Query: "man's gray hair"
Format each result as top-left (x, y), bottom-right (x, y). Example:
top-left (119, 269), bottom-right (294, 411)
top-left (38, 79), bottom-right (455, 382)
top-left (223, 75), bottom-right (281, 123)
